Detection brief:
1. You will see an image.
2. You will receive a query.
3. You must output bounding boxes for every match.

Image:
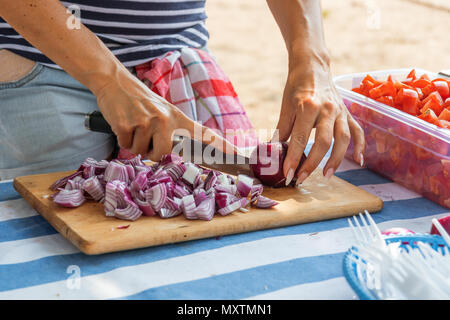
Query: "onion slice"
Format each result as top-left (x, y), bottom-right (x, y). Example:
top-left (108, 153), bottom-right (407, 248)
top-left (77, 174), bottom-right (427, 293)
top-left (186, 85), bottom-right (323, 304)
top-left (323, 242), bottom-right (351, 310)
top-left (53, 189), bottom-right (86, 208)
top-left (255, 195), bottom-right (278, 208)
top-left (236, 174), bottom-right (253, 198)
top-left (83, 176), bottom-right (104, 201)
top-left (217, 199), bottom-right (242, 216)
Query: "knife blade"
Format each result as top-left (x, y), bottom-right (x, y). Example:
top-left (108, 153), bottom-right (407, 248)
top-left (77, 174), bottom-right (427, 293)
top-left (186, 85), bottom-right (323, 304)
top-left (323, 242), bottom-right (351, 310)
top-left (438, 69), bottom-right (450, 78)
top-left (84, 111), bottom-right (253, 177)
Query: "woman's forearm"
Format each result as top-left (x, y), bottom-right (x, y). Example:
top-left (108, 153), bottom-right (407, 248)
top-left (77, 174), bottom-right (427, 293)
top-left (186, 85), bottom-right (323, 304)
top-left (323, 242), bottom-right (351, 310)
top-left (0, 0), bottom-right (124, 95)
top-left (266, 0), bottom-right (330, 70)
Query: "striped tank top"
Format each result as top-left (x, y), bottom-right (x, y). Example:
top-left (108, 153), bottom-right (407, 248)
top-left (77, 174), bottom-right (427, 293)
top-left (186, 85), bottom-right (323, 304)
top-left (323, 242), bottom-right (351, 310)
top-left (0, 0), bottom-right (209, 68)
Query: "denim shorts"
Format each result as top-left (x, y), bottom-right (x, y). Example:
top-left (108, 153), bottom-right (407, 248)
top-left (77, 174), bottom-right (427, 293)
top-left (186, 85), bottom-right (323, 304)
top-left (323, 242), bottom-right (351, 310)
top-left (0, 63), bottom-right (115, 180)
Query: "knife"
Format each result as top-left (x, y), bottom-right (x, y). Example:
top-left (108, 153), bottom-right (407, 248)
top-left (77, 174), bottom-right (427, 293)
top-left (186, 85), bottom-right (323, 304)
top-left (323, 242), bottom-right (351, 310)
top-left (84, 111), bottom-right (253, 177)
top-left (438, 69), bottom-right (450, 78)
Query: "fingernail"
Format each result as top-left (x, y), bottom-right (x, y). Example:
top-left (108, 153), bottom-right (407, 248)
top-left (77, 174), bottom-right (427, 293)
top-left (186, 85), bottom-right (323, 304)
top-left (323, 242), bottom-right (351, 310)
top-left (285, 168), bottom-right (294, 186)
top-left (360, 153), bottom-right (364, 167)
top-left (296, 171), bottom-right (309, 185)
top-left (324, 168), bottom-right (335, 181)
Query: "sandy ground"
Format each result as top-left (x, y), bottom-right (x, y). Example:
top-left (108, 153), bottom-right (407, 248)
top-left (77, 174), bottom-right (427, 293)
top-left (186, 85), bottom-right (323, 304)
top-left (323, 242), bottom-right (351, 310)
top-left (205, 0), bottom-right (450, 132)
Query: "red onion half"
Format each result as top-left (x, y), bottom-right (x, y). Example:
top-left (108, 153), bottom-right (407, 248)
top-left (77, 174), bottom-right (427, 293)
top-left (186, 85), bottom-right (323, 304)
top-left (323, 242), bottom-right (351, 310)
top-left (250, 142), bottom-right (307, 187)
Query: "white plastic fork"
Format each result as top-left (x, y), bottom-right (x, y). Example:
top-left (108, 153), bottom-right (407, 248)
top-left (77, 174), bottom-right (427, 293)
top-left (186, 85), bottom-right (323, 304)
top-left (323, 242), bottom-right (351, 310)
top-left (356, 242), bottom-right (450, 299)
top-left (348, 210), bottom-right (386, 249)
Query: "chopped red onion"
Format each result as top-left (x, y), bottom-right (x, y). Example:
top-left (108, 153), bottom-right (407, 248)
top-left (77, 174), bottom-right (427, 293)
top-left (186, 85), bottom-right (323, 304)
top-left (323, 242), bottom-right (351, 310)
top-left (236, 174), bottom-right (253, 198)
top-left (217, 199), bottom-right (242, 216)
top-left (53, 189), bottom-right (86, 208)
top-left (125, 164), bottom-right (135, 182)
top-left (217, 174), bottom-right (230, 186)
top-left (160, 153), bottom-right (183, 166)
top-left (146, 183), bottom-right (167, 212)
top-left (250, 184), bottom-right (264, 203)
top-left (83, 176), bottom-right (105, 201)
top-left (182, 163), bottom-right (201, 185)
top-left (159, 207), bottom-right (182, 218)
top-left (204, 171), bottom-right (217, 191)
top-left (163, 197), bottom-right (181, 211)
top-left (181, 194), bottom-right (197, 219)
top-left (130, 170), bottom-right (149, 195)
top-left (214, 184), bottom-right (237, 195)
top-left (134, 197), bottom-right (156, 217)
top-left (255, 195), bottom-right (279, 208)
top-left (114, 204), bottom-right (142, 221)
top-left (104, 161), bottom-right (129, 183)
top-left (215, 192), bottom-right (239, 209)
top-left (164, 162), bottom-right (186, 181)
top-left (52, 153), bottom-right (279, 222)
top-left (119, 155), bottom-right (144, 167)
top-left (194, 189), bottom-right (207, 206)
top-left (194, 197), bottom-right (215, 221)
top-left (104, 182), bottom-right (118, 216)
top-left (50, 171), bottom-right (82, 191)
top-left (64, 176), bottom-right (85, 191)
top-left (173, 183), bottom-right (190, 198)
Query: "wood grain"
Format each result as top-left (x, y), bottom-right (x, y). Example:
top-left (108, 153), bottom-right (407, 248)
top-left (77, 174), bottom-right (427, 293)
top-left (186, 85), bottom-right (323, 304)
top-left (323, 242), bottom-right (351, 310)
top-left (13, 169), bottom-right (382, 255)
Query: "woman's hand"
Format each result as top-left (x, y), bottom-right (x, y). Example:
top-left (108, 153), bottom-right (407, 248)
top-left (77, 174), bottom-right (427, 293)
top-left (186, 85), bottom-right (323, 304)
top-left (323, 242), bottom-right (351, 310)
top-left (93, 67), bottom-right (238, 162)
top-left (266, 0), bottom-right (365, 185)
top-left (275, 58), bottom-right (365, 185)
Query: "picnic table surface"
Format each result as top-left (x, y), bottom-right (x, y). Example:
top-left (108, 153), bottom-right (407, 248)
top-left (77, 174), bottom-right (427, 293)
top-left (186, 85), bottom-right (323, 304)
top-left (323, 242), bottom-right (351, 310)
top-left (0, 143), bottom-right (447, 300)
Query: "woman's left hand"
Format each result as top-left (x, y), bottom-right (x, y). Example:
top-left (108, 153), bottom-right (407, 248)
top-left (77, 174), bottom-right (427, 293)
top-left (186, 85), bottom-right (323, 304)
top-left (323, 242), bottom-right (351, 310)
top-left (274, 58), bottom-right (365, 185)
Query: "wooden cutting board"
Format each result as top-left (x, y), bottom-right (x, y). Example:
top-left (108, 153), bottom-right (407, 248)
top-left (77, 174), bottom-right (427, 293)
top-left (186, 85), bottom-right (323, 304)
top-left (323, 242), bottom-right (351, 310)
top-left (13, 169), bottom-right (382, 255)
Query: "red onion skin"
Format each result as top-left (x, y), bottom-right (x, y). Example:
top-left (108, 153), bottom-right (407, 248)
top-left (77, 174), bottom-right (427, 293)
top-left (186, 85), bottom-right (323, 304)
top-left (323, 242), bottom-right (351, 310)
top-left (250, 142), bottom-right (306, 187)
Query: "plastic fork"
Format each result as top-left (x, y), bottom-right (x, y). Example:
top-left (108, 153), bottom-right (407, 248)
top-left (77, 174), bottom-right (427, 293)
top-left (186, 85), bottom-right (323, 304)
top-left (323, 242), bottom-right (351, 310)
top-left (348, 210), bottom-right (386, 249)
top-left (356, 242), bottom-right (449, 299)
top-left (382, 247), bottom-right (450, 299)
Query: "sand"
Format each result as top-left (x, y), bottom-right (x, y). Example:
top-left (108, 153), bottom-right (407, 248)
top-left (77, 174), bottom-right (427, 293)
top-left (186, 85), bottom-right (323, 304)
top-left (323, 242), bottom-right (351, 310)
top-left (205, 0), bottom-right (450, 132)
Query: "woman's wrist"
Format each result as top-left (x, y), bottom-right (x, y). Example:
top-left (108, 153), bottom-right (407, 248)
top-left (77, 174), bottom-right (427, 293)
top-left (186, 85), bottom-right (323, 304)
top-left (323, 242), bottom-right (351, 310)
top-left (287, 39), bottom-right (331, 73)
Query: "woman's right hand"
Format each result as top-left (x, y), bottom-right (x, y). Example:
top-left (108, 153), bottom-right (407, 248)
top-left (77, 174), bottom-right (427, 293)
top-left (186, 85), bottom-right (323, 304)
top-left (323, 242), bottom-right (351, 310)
top-left (92, 67), bottom-right (188, 161)
top-left (92, 67), bottom-right (237, 162)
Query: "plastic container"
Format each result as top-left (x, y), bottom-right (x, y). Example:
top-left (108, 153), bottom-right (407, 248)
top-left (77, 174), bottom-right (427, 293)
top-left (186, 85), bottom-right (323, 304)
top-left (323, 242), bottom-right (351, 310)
top-left (334, 69), bottom-right (450, 208)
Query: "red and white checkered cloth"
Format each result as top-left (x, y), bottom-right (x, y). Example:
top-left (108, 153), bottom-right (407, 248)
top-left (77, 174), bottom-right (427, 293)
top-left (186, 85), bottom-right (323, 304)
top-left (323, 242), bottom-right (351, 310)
top-left (136, 48), bottom-right (258, 148)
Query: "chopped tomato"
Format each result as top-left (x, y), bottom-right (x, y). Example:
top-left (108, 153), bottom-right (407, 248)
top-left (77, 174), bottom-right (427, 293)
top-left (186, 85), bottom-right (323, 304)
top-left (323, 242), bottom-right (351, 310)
top-left (411, 78), bottom-right (431, 88)
top-left (402, 89), bottom-right (419, 115)
top-left (420, 98), bottom-right (443, 116)
top-left (407, 69), bottom-right (416, 80)
top-left (422, 91), bottom-right (444, 106)
top-left (418, 73), bottom-right (430, 81)
top-left (444, 98), bottom-right (450, 108)
top-left (437, 120), bottom-right (450, 129)
top-left (394, 80), bottom-right (412, 91)
top-left (417, 108), bottom-right (438, 124)
top-left (421, 84), bottom-right (435, 98)
top-left (352, 69), bottom-right (449, 130)
top-left (438, 108), bottom-right (450, 121)
top-left (369, 81), bottom-right (396, 99)
top-left (432, 80), bottom-right (450, 100)
top-left (376, 96), bottom-right (394, 107)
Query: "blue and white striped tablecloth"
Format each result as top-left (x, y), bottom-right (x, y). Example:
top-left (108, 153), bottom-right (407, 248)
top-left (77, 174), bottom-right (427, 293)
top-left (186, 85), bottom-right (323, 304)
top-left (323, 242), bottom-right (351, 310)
top-left (0, 150), bottom-right (448, 300)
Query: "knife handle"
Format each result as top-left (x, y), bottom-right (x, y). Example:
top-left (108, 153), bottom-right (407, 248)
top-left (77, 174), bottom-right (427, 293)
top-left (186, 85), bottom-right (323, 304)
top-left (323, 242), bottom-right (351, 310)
top-left (85, 111), bottom-right (114, 134)
top-left (85, 111), bottom-right (156, 151)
